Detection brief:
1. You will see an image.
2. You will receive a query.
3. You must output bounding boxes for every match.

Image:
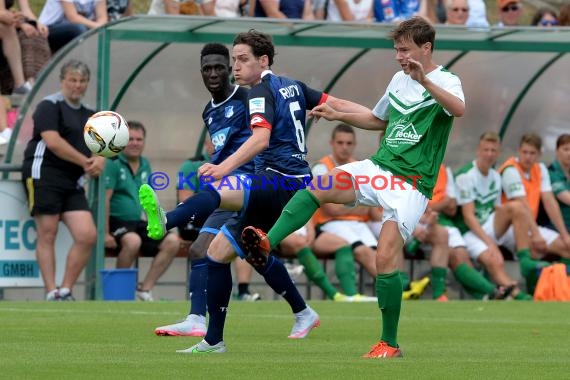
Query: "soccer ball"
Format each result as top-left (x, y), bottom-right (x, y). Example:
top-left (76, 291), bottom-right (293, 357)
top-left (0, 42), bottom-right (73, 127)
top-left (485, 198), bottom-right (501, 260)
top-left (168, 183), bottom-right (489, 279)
top-left (84, 111), bottom-right (129, 158)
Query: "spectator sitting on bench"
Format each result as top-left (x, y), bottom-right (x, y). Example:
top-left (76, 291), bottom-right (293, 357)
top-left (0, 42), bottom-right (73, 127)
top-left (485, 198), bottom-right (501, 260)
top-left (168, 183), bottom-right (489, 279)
top-left (38, 0), bottom-right (108, 53)
top-left (548, 134), bottom-right (570, 234)
top-left (455, 131), bottom-right (545, 296)
top-left (0, 0), bottom-right (34, 95)
top-left (498, 133), bottom-right (570, 289)
top-left (104, 120), bottom-right (180, 301)
top-left (404, 205), bottom-right (450, 301)
top-left (311, 123), bottom-right (377, 301)
top-left (433, 163), bottom-right (530, 300)
top-left (277, 219), bottom-right (355, 301)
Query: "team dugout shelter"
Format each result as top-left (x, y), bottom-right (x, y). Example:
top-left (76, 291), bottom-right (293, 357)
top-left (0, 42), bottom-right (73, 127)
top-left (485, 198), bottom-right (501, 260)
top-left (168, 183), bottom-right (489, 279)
top-left (1, 16), bottom-right (570, 299)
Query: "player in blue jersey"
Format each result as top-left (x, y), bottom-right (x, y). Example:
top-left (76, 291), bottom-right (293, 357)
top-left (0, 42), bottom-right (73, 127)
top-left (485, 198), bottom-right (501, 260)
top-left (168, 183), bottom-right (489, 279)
top-left (139, 30), bottom-right (370, 353)
top-left (154, 43), bottom-right (256, 337)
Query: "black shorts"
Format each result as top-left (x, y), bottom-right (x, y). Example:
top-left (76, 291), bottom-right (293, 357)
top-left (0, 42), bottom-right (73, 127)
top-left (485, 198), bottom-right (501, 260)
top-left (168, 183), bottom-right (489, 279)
top-left (23, 177), bottom-right (89, 216)
top-left (222, 172), bottom-right (302, 258)
top-left (109, 217), bottom-right (168, 257)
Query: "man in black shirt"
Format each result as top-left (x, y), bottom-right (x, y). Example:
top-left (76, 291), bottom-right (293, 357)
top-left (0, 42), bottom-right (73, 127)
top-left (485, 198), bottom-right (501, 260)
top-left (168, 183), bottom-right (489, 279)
top-left (22, 59), bottom-right (105, 301)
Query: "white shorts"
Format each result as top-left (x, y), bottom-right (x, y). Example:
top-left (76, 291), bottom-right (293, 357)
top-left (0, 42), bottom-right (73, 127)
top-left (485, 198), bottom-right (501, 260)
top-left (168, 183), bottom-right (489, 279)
top-left (368, 220), bottom-right (382, 239)
top-left (446, 226), bottom-right (466, 249)
top-left (338, 159), bottom-right (428, 242)
top-left (463, 212), bottom-right (560, 259)
top-left (294, 226), bottom-right (307, 236)
top-left (293, 226), bottom-right (307, 236)
top-left (418, 225), bottom-right (466, 253)
top-left (320, 220), bottom-right (378, 247)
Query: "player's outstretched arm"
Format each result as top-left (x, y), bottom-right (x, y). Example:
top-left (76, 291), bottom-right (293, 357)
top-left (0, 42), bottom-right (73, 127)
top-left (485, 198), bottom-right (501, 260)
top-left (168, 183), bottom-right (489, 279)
top-left (310, 103), bottom-right (387, 131)
top-left (326, 95), bottom-right (371, 115)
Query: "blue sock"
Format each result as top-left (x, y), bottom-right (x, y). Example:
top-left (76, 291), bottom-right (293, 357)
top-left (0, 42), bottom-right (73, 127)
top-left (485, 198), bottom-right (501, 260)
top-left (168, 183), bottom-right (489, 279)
top-left (204, 257), bottom-right (232, 345)
top-left (165, 186), bottom-right (221, 230)
top-left (188, 258), bottom-right (208, 316)
top-left (256, 256), bottom-right (306, 313)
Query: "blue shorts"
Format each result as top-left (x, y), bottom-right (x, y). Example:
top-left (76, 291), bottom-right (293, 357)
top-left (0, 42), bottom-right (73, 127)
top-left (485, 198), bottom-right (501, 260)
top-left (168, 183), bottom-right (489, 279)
top-left (179, 208), bottom-right (237, 241)
top-left (222, 172), bottom-right (304, 258)
top-left (200, 209), bottom-right (237, 236)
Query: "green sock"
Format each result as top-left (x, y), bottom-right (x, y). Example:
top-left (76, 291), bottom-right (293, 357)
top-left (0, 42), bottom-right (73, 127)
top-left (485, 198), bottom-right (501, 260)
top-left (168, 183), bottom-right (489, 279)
top-left (514, 291), bottom-right (533, 300)
top-left (399, 271), bottom-right (410, 290)
top-left (516, 248), bottom-right (537, 278)
top-left (297, 247), bottom-right (338, 299)
top-left (516, 248), bottom-right (541, 294)
top-left (462, 285), bottom-right (486, 300)
top-left (267, 190), bottom-right (320, 247)
top-left (431, 267), bottom-right (447, 299)
top-left (453, 263), bottom-right (495, 299)
top-left (335, 246), bottom-right (358, 296)
top-left (376, 271), bottom-right (402, 347)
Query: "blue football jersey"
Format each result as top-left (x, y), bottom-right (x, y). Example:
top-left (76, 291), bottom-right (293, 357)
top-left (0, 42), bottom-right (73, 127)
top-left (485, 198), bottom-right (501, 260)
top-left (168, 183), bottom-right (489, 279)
top-left (247, 72), bottom-right (325, 178)
top-left (202, 86), bottom-right (254, 175)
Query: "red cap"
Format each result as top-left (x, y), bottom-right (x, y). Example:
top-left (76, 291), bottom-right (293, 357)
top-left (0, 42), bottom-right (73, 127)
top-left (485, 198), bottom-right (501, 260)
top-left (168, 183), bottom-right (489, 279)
top-left (498, 0), bottom-right (520, 9)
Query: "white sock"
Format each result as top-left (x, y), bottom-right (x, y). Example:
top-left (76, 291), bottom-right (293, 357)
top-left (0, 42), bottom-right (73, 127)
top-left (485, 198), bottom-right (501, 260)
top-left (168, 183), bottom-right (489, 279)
top-left (46, 289), bottom-right (59, 300)
top-left (188, 314), bottom-right (206, 323)
top-left (295, 306), bottom-right (311, 317)
top-left (59, 287), bottom-right (71, 297)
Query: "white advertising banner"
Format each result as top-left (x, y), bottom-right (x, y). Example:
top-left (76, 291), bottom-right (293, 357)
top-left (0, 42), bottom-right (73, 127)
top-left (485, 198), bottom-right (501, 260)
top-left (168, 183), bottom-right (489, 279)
top-left (0, 181), bottom-right (72, 287)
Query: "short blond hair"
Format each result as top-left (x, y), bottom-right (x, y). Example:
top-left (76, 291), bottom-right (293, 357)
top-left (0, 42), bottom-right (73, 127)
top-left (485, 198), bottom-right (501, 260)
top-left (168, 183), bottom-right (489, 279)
top-left (479, 131), bottom-right (501, 144)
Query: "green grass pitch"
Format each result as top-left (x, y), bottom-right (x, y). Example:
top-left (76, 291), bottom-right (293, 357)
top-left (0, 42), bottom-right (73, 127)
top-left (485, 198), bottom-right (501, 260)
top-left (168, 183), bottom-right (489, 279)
top-left (1, 300), bottom-right (569, 379)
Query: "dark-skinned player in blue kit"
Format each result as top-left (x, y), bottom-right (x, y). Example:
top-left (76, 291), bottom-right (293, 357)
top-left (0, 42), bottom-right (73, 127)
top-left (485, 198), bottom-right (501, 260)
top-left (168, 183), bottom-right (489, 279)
top-left (139, 30), bottom-right (370, 353)
top-left (154, 43), bottom-right (256, 337)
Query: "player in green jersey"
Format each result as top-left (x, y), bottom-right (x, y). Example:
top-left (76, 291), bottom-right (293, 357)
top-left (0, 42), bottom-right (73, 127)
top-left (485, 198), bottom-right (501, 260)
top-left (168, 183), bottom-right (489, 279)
top-left (242, 17), bottom-right (465, 358)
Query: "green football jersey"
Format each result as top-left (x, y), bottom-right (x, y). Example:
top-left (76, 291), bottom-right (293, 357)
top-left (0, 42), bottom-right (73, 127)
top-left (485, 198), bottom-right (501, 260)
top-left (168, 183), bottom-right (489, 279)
top-left (453, 161), bottom-right (502, 234)
top-left (105, 154), bottom-right (152, 221)
top-left (370, 67), bottom-right (464, 198)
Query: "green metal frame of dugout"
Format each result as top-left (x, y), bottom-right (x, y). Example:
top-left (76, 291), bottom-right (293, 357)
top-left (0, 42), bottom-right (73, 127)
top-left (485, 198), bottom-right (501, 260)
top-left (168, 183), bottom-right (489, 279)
top-left (2, 16), bottom-right (570, 299)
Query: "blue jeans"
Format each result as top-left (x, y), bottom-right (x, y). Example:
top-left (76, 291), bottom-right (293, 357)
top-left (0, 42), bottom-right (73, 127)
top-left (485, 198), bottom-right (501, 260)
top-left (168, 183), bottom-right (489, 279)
top-left (47, 21), bottom-right (88, 53)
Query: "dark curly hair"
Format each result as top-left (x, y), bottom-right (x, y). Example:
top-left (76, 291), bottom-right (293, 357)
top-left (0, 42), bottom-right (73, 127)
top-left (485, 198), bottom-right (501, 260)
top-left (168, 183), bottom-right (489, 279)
top-left (233, 29), bottom-right (275, 67)
top-left (200, 43), bottom-right (230, 62)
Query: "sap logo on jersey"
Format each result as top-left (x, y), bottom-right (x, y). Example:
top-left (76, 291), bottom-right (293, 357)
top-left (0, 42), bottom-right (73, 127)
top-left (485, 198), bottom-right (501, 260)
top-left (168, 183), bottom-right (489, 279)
top-left (249, 98), bottom-right (265, 113)
top-left (211, 127), bottom-right (230, 149)
top-left (278, 85), bottom-right (300, 99)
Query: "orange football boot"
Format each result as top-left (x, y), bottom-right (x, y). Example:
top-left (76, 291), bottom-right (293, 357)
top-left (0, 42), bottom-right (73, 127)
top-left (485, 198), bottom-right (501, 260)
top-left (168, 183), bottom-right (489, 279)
top-left (363, 341), bottom-right (403, 359)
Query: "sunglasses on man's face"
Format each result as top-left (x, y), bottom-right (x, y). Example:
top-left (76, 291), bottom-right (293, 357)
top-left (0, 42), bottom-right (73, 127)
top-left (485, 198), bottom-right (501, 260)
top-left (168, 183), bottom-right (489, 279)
top-left (540, 19), bottom-right (558, 26)
top-left (501, 4), bottom-right (520, 12)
